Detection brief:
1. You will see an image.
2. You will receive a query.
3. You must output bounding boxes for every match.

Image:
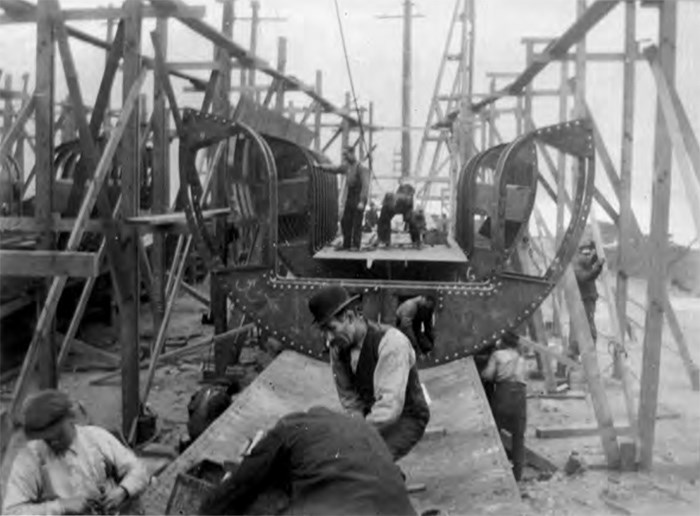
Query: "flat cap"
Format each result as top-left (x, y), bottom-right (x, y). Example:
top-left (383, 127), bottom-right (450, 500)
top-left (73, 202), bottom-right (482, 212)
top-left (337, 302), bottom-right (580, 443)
top-left (22, 389), bottom-right (73, 438)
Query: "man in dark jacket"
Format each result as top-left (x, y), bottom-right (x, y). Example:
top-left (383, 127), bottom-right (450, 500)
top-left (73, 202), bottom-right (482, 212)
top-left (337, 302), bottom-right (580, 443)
top-left (308, 286), bottom-right (430, 461)
top-left (377, 183), bottom-right (416, 247)
top-left (199, 406), bottom-right (416, 516)
top-left (321, 145), bottom-right (371, 250)
top-left (571, 237), bottom-right (604, 357)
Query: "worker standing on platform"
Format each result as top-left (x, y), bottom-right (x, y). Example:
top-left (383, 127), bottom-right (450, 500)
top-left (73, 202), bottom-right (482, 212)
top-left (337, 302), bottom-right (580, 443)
top-left (320, 145), bottom-right (371, 250)
top-left (395, 295), bottom-right (436, 354)
top-left (307, 286), bottom-right (430, 460)
top-left (199, 406), bottom-right (416, 516)
top-left (3, 389), bottom-right (149, 515)
top-left (571, 236), bottom-right (604, 358)
top-left (480, 331), bottom-right (527, 481)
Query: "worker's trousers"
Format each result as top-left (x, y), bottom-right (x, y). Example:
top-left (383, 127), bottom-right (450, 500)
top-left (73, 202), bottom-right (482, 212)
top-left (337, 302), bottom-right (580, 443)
top-left (492, 381), bottom-right (527, 481)
top-left (569, 298), bottom-right (597, 359)
top-left (341, 189), bottom-right (363, 249)
top-left (379, 413), bottom-right (428, 461)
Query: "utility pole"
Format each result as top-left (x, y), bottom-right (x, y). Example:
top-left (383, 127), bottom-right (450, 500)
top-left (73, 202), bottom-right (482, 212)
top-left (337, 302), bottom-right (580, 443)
top-left (376, 1), bottom-right (424, 179)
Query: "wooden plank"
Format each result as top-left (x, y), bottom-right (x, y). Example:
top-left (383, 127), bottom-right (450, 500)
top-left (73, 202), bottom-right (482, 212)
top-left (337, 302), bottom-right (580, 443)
top-left (35, 0), bottom-right (56, 390)
top-left (535, 414), bottom-right (681, 439)
top-left (662, 297), bottom-right (700, 391)
top-left (125, 208), bottom-right (229, 227)
top-left (563, 264), bottom-right (620, 467)
top-left (646, 45), bottom-right (700, 239)
top-left (180, 281), bottom-right (210, 307)
top-left (0, 216), bottom-right (102, 233)
top-left (589, 207), bottom-right (638, 437)
top-left (0, 249), bottom-right (99, 277)
top-left (149, 0), bottom-right (360, 127)
top-left (0, 4), bottom-right (205, 23)
top-left (149, 31), bottom-right (183, 134)
top-left (89, 322), bottom-right (255, 384)
top-left (638, 0), bottom-right (677, 471)
top-left (0, 93), bottom-right (34, 161)
top-left (141, 352), bottom-right (522, 515)
top-left (207, 0), bottom-right (234, 381)
top-left (120, 0), bottom-right (142, 440)
top-left (88, 20), bottom-right (124, 137)
top-left (472, 0), bottom-right (621, 111)
top-left (56, 332), bottom-right (120, 367)
top-left (515, 239), bottom-right (556, 393)
top-left (616, 0), bottom-right (636, 359)
top-left (152, 14), bottom-right (169, 359)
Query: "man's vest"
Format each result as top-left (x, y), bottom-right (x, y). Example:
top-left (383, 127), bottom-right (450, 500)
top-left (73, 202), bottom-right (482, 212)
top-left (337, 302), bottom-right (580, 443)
top-left (352, 322), bottom-right (430, 423)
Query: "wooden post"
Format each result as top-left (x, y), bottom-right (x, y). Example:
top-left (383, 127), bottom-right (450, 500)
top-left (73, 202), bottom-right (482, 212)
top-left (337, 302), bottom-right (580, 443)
top-left (400, 0), bottom-right (412, 179)
top-left (275, 37), bottom-right (287, 112)
top-left (589, 207), bottom-right (637, 442)
top-left (249, 0), bottom-right (259, 103)
top-left (487, 78), bottom-right (496, 148)
top-left (151, 15), bottom-right (169, 351)
top-left (35, 1), bottom-right (57, 389)
top-left (516, 237), bottom-right (556, 393)
top-left (638, 0), bottom-right (677, 471)
top-left (120, 0), bottom-right (142, 438)
top-left (212, 0), bottom-right (234, 376)
top-left (562, 264), bottom-right (620, 467)
top-left (314, 70), bottom-right (322, 152)
top-left (616, 0), bottom-right (636, 351)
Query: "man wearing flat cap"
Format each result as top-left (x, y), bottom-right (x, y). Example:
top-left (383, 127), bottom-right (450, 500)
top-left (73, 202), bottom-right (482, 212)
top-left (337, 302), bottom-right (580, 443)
top-left (2, 389), bottom-right (149, 515)
top-left (308, 285), bottom-right (430, 460)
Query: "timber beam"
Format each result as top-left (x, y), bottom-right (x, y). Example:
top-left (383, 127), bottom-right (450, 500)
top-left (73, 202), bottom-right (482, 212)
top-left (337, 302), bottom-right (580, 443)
top-left (472, 0), bottom-right (621, 112)
top-left (148, 0), bottom-right (361, 126)
top-left (0, 249), bottom-right (100, 277)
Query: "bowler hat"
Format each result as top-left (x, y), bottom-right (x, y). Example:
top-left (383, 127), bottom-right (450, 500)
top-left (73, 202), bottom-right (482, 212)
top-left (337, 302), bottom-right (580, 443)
top-left (308, 285), bottom-right (359, 326)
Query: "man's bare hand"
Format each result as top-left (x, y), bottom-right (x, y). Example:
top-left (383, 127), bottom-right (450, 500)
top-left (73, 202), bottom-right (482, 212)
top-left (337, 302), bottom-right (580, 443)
top-left (103, 486), bottom-right (128, 511)
top-left (357, 202), bottom-right (366, 210)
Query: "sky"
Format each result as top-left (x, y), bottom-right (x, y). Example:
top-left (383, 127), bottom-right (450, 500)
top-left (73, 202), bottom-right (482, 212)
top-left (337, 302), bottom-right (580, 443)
top-left (1, 0), bottom-right (699, 244)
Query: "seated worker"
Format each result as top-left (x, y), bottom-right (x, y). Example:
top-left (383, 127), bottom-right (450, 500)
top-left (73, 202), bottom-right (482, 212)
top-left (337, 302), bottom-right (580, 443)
top-left (199, 406), bottom-right (416, 516)
top-left (2, 389), bottom-right (149, 515)
top-left (480, 331), bottom-right (527, 481)
top-left (308, 286), bottom-right (430, 461)
top-left (376, 183), bottom-right (415, 247)
top-left (395, 295), bottom-right (436, 354)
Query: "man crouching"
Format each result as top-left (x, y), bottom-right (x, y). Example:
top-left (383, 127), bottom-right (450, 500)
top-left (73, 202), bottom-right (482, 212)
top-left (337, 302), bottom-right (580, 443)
top-left (308, 286), bottom-right (430, 460)
top-left (3, 389), bottom-right (149, 515)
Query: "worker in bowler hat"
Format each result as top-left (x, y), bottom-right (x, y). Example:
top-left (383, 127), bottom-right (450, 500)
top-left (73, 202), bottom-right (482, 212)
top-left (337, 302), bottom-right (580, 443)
top-left (308, 285), bottom-right (430, 461)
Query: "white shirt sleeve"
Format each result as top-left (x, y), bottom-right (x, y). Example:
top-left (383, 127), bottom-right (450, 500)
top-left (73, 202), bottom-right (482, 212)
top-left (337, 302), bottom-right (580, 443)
top-left (85, 426), bottom-right (150, 498)
top-left (366, 328), bottom-right (415, 428)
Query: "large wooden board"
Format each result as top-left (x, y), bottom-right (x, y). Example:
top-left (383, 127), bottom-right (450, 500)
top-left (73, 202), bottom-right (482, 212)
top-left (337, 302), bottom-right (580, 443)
top-left (314, 233), bottom-right (468, 264)
top-left (141, 351), bottom-right (521, 514)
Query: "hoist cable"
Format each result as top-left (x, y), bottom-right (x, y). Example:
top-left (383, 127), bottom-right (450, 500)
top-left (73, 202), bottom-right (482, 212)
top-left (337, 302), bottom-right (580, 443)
top-left (333, 0), bottom-right (371, 171)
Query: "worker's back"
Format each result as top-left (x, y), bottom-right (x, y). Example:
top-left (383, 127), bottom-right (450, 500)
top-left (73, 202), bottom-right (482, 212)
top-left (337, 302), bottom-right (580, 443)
top-left (281, 407), bottom-right (416, 515)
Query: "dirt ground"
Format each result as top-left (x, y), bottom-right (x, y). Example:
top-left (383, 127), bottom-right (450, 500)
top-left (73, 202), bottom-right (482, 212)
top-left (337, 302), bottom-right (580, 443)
top-left (1, 277), bottom-right (699, 515)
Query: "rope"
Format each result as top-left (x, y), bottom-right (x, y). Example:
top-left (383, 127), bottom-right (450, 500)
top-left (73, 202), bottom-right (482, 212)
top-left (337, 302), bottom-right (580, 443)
top-left (332, 0), bottom-right (370, 167)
